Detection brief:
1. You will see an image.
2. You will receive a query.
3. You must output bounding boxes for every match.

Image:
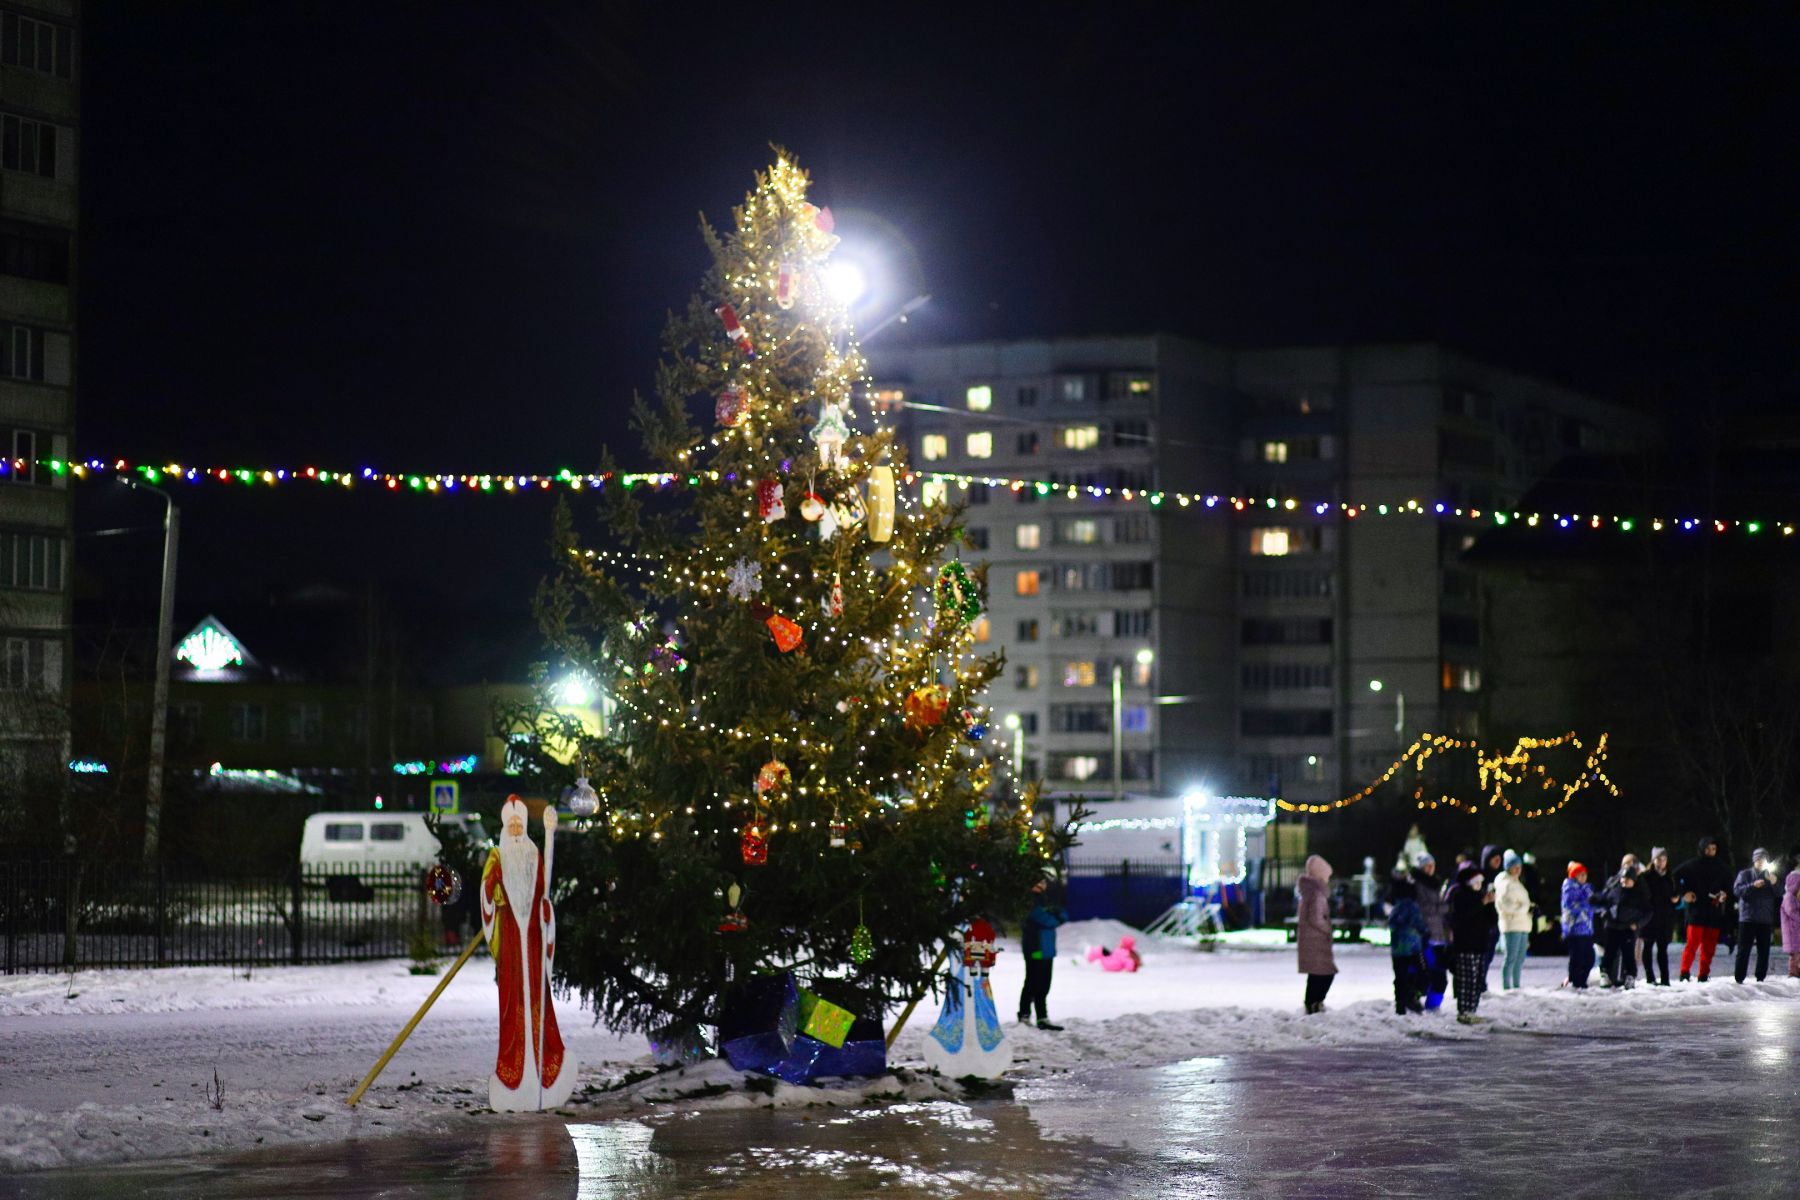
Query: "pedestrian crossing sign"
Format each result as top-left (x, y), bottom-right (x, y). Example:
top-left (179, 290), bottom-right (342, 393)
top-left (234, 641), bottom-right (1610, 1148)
top-left (429, 780), bottom-right (460, 814)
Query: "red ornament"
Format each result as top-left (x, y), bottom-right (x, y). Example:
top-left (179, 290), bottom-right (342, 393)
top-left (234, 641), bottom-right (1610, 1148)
top-left (716, 385), bottom-right (748, 427)
top-left (755, 759), bottom-right (790, 795)
top-left (962, 918), bottom-right (999, 969)
top-left (741, 821), bottom-right (769, 867)
top-left (757, 477), bottom-right (786, 523)
top-left (766, 613), bottom-right (804, 653)
top-left (776, 262), bottom-right (799, 309)
top-left (903, 685), bottom-right (949, 734)
top-left (717, 303), bottom-right (754, 357)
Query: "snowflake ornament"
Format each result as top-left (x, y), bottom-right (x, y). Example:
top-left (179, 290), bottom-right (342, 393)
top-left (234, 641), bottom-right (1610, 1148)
top-left (726, 557), bottom-right (762, 600)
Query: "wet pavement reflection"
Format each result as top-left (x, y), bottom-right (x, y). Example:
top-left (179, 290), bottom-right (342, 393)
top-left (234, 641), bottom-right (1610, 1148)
top-left (6, 1001), bottom-right (1800, 1198)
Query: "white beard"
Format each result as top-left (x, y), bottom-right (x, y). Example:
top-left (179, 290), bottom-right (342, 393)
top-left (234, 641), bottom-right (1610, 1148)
top-left (498, 832), bottom-right (539, 936)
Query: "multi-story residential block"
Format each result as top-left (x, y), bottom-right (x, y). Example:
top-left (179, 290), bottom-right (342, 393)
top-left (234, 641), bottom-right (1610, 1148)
top-left (0, 0), bottom-right (77, 790)
top-left (871, 337), bottom-right (1656, 809)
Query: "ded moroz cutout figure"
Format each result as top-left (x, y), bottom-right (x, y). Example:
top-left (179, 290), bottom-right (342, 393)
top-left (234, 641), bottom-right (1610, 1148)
top-left (480, 796), bottom-right (577, 1111)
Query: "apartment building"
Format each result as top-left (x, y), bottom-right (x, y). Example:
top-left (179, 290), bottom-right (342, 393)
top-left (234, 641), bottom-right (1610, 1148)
top-left (0, 1), bottom-right (77, 788)
top-left (871, 337), bottom-right (1655, 807)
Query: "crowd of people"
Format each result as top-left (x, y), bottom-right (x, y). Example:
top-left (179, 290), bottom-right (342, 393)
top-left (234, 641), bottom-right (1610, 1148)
top-left (1296, 840), bottom-right (1800, 1025)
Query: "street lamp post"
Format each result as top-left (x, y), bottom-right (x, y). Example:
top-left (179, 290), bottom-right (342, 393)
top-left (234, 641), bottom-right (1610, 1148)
top-left (1003, 712), bottom-right (1023, 779)
top-left (1368, 678), bottom-right (1405, 748)
top-left (123, 479), bottom-right (180, 866)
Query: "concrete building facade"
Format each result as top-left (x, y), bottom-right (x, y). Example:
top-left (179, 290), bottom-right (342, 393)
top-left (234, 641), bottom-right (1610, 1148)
top-left (0, 0), bottom-right (77, 788)
top-left (870, 337), bottom-right (1655, 809)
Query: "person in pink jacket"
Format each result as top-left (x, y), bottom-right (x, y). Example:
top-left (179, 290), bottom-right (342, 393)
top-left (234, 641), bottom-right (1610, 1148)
top-left (1296, 855), bottom-right (1338, 1013)
top-left (1782, 849), bottom-right (1800, 980)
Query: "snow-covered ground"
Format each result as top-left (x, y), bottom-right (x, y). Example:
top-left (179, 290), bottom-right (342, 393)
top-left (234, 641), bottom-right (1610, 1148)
top-left (3, 922), bottom-right (1794, 1173)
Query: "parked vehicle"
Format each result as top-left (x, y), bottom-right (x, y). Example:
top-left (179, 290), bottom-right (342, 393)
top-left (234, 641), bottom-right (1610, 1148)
top-left (300, 812), bottom-right (485, 873)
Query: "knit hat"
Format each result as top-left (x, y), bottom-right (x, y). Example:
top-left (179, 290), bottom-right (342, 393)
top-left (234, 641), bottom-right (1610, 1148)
top-left (1503, 850), bottom-right (1521, 870)
top-left (1567, 861), bottom-right (1587, 879)
top-left (1650, 846), bottom-right (1666, 862)
top-left (1414, 852), bottom-right (1435, 868)
top-left (1752, 847), bottom-right (1769, 863)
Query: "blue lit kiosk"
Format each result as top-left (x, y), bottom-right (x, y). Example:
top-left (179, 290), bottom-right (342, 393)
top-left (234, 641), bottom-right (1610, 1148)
top-left (1142, 793), bottom-right (1276, 941)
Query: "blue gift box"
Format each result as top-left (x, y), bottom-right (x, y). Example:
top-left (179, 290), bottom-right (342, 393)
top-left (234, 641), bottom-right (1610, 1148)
top-left (718, 973), bottom-right (887, 1083)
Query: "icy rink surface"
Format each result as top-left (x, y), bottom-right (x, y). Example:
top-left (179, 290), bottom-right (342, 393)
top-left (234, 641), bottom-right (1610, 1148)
top-left (2, 925), bottom-right (1796, 1179)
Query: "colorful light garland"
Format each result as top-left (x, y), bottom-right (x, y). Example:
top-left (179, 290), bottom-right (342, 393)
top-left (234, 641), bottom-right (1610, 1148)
top-left (13, 456), bottom-right (1795, 539)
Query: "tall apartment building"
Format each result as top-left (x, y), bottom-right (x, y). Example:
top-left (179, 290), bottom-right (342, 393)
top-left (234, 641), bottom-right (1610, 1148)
top-left (0, 1), bottom-right (78, 787)
top-left (870, 338), bottom-right (1654, 807)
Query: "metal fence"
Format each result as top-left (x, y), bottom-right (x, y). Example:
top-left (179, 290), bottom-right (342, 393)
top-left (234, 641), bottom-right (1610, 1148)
top-left (1064, 857), bottom-right (1186, 927)
top-left (0, 859), bottom-right (467, 974)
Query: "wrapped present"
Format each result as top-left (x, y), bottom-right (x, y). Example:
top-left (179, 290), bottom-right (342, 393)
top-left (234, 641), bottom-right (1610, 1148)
top-left (797, 989), bottom-right (856, 1049)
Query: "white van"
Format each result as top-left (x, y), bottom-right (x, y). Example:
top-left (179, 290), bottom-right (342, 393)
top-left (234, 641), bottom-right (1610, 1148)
top-left (300, 812), bottom-right (486, 872)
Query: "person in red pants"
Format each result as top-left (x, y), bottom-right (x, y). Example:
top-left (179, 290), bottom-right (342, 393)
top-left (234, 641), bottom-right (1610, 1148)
top-left (1674, 836), bottom-right (1732, 981)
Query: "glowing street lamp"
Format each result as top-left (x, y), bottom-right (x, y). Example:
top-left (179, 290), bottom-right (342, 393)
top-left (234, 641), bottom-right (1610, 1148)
top-left (1369, 678), bottom-right (1404, 746)
top-left (822, 260), bottom-right (868, 307)
top-left (1003, 712), bottom-right (1024, 778)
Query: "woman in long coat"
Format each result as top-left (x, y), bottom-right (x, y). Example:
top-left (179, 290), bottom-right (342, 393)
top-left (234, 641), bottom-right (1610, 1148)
top-left (1297, 854), bottom-right (1337, 1013)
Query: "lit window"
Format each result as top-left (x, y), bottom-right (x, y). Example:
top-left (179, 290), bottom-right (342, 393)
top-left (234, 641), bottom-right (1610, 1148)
top-left (1015, 664), bottom-right (1040, 689)
top-left (1250, 528), bottom-right (1291, 557)
top-left (1133, 659), bottom-right (1152, 686)
top-left (1442, 662), bottom-right (1482, 693)
top-left (1128, 378), bottom-right (1153, 395)
top-left (1015, 523), bottom-right (1042, 550)
top-left (1060, 518), bottom-right (1099, 545)
top-left (965, 385), bottom-right (992, 411)
top-left (921, 434), bottom-right (948, 461)
top-left (872, 388), bottom-right (906, 413)
top-left (972, 617), bottom-right (991, 643)
top-left (1059, 378), bottom-right (1086, 402)
top-left (1122, 706), bottom-right (1150, 732)
top-left (1061, 755), bottom-right (1101, 781)
top-left (1262, 441), bottom-right (1289, 463)
top-left (1015, 570), bottom-right (1041, 597)
top-left (1058, 425), bottom-right (1100, 451)
top-left (922, 480), bottom-right (949, 507)
top-left (966, 431), bottom-right (993, 459)
top-left (1062, 661), bottom-right (1097, 687)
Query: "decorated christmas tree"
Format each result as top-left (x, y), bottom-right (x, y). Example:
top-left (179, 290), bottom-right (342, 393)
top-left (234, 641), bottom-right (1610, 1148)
top-left (507, 155), bottom-right (1071, 1037)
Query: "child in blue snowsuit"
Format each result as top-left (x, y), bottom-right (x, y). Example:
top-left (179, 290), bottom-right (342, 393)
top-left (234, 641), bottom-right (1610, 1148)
top-left (1562, 863), bottom-right (1597, 988)
top-left (1018, 878), bottom-right (1068, 1030)
top-left (1387, 874), bottom-right (1430, 1014)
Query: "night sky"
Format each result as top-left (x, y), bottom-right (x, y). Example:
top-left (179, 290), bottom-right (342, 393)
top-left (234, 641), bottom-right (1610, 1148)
top-left (71, 3), bottom-right (1800, 675)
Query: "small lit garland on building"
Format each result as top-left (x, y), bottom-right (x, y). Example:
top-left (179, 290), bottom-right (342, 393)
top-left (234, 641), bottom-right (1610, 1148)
top-left (14, 456), bottom-right (1796, 540)
top-left (1277, 731), bottom-right (1616, 821)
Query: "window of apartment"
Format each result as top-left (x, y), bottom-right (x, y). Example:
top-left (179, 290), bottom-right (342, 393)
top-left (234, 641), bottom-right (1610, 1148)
top-left (1240, 618), bottom-right (1333, 646)
top-left (1249, 527), bottom-right (1291, 557)
top-left (1441, 662), bottom-right (1481, 693)
top-left (9, 428), bottom-right (33, 483)
top-left (1, 322), bottom-right (43, 381)
top-left (1439, 429), bottom-right (1495, 470)
top-left (173, 703), bottom-right (202, 743)
top-left (405, 704), bottom-right (434, 742)
top-left (1016, 430), bottom-right (1040, 455)
top-left (1061, 660), bottom-right (1098, 687)
top-left (1015, 483), bottom-right (1038, 505)
top-left (1050, 703), bottom-right (1110, 733)
top-left (0, 635), bottom-right (53, 690)
top-left (1016, 619), bottom-right (1039, 642)
top-left (1016, 385), bottom-right (1039, 407)
top-left (1107, 374), bottom-right (1155, 401)
top-left (1058, 377), bottom-right (1087, 403)
top-left (963, 526), bottom-right (989, 550)
top-left (1112, 420), bottom-right (1150, 448)
top-left (1112, 562), bottom-right (1154, 590)
top-left (920, 433), bottom-right (948, 462)
top-left (1014, 522), bottom-right (1042, 550)
top-left (1, 13), bottom-right (72, 79)
top-left (921, 479), bottom-right (949, 507)
top-left (0, 219), bottom-right (69, 284)
top-left (1113, 610), bottom-right (1152, 637)
top-left (1121, 705), bottom-right (1150, 733)
top-left (1055, 562), bottom-right (1105, 592)
top-left (1, 113), bottom-right (57, 179)
top-left (965, 385), bottom-right (992, 411)
top-left (229, 703), bottom-right (267, 743)
top-left (1127, 377), bottom-right (1153, 396)
top-left (1261, 440), bottom-right (1288, 464)
top-left (1240, 709), bottom-right (1334, 737)
top-left (1014, 712), bottom-right (1040, 734)
top-left (1113, 515), bottom-right (1153, 544)
top-left (1057, 424), bottom-right (1100, 450)
top-left (1051, 753), bottom-right (1104, 782)
top-left (965, 482), bottom-right (990, 506)
top-left (1241, 662), bottom-right (1333, 691)
top-left (1014, 664), bottom-right (1041, 689)
top-left (871, 388), bottom-right (905, 413)
top-left (972, 616), bottom-right (991, 644)
top-left (0, 530), bottom-right (61, 590)
top-left (1014, 569), bottom-right (1041, 597)
top-left (286, 702), bottom-right (323, 746)
top-left (1440, 613), bottom-right (1480, 647)
top-left (965, 431), bottom-right (993, 459)
top-left (1241, 570), bottom-right (1333, 600)
top-left (1056, 517), bottom-right (1100, 545)
top-left (1051, 610), bottom-right (1102, 638)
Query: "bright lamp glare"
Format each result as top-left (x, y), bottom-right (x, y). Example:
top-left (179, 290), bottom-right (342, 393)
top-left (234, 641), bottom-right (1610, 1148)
top-left (823, 261), bottom-right (867, 306)
top-left (557, 676), bottom-right (594, 707)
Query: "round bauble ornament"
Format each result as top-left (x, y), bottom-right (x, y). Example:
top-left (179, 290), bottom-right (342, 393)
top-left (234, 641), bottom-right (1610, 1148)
top-left (566, 775), bottom-right (600, 816)
top-left (425, 864), bottom-right (462, 906)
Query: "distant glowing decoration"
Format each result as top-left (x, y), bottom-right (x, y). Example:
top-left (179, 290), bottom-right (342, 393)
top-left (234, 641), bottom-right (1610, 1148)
top-left (174, 616), bottom-right (249, 675)
top-left (206, 762), bottom-right (319, 794)
top-left (1181, 793), bottom-right (1276, 892)
top-left (68, 759), bottom-right (109, 774)
top-left (393, 755), bottom-right (478, 776)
